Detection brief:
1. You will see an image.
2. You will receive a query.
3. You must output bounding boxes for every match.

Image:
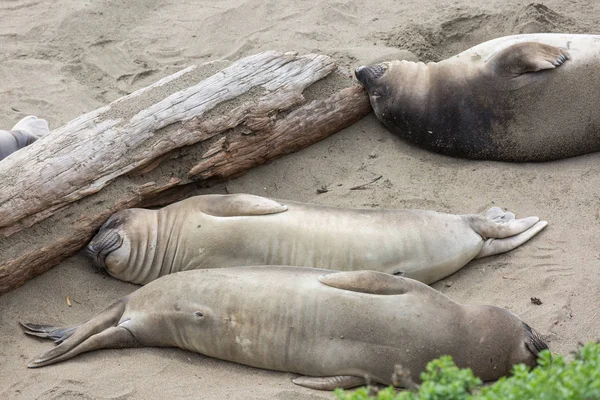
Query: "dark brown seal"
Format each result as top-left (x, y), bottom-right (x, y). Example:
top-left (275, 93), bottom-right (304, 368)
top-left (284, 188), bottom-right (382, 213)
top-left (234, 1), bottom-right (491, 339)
top-left (356, 34), bottom-right (600, 161)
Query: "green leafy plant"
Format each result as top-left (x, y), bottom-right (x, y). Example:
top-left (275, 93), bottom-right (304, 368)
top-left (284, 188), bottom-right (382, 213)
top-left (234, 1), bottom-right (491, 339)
top-left (334, 342), bottom-right (600, 400)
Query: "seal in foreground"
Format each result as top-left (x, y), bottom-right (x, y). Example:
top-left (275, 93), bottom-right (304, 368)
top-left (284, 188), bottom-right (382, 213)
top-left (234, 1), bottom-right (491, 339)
top-left (355, 34), bottom-right (600, 161)
top-left (86, 193), bottom-right (547, 285)
top-left (22, 266), bottom-right (548, 390)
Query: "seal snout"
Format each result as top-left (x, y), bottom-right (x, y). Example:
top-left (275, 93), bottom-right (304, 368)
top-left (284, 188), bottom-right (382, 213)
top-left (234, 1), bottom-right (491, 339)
top-left (523, 322), bottom-right (549, 357)
top-left (354, 64), bottom-right (387, 89)
top-left (86, 228), bottom-right (124, 269)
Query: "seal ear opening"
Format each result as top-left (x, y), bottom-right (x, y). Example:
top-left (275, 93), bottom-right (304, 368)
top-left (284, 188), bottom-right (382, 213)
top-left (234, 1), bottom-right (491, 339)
top-left (523, 322), bottom-right (549, 359)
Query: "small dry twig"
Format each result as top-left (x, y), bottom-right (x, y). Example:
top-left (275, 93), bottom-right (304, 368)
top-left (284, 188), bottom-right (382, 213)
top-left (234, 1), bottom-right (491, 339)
top-left (350, 175), bottom-right (382, 190)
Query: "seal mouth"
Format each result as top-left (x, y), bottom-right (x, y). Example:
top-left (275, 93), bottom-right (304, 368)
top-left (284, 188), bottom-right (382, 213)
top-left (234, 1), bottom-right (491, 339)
top-left (354, 64), bottom-right (387, 89)
top-left (523, 322), bottom-right (549, 358)
top-left (86, 229), bottom-right (123, 270)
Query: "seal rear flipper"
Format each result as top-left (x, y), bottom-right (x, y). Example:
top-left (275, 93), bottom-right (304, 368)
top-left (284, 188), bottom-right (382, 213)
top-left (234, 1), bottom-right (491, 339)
top-left (318, 270), bottom-right (410, 295)
top-left (20, 323), bottom-right (78, 344)
top-left (27, 326), bottom-right (136, 368)
top-left (470, 208), bottom-right (540, 239)
top-left (292, 375), bottom-right (366, 390)
top-left (489, 42), bottom-right (570, 77)
top-left (200, 194), bottom-right (288, 217)
top-left (22, 298), bottom-right (130, 368)
top-left (475, 220), bottom-right (548, 259)
top-left (11, 116), bottom-right (49, 138)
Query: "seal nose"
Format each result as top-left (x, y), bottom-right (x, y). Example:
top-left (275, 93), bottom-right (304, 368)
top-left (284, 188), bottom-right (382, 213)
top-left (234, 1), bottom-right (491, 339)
top-left (354, 64), bottom-right (387, 89)
top-left (523, 322), bottom-right (549, 356)
top-left (86, 229), bottom-right (123, 269)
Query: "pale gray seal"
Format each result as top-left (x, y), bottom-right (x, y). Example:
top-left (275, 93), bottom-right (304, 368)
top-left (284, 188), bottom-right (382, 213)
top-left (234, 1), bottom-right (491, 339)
top-left (355, 34), bottom-right (600, 161)
top-left (86, 193), bottom-right (547, 285)
top-left (0, 116), bottom-right (49, 160)
top-left (22, 266), bottom-right (548, 390)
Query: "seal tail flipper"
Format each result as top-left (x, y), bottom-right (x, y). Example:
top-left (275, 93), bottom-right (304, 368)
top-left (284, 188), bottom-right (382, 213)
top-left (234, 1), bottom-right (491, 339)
top-left (27, 326), bottom-right (136, 368)
top-left (470, 207), bottom-right (542, 239)
top-left (489, 42), bottom-right (570, 77)
top-left (292, 375), bottom-right (366, 390)
top-left (475, 220), bottom-right (548, 259)
top-left (22, 299), bottom-right (133, 368)
top-left (11, 116), bottom-right (49, 138)
top-left (20, 323), bottom-right (78, 344)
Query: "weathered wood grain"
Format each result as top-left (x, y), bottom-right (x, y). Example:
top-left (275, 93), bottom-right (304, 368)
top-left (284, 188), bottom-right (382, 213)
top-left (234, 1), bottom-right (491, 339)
top-left (0, 51), bottom-right (371, 294)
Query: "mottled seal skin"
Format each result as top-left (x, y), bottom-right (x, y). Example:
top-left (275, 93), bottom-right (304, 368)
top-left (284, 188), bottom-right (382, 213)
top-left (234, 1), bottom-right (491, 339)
top-left (22, 267), bottom-right (548, 390)
top-left (356, 34), bottom-right (600, 161)
top-left (0, 116), bottom-right (49, 161)
top-left (86, 193), bottom-right (547, 285)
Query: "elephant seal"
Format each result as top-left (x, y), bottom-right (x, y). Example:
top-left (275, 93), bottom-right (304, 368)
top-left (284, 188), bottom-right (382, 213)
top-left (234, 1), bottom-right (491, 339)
top-left (355, 34), bottom-right (600, 161)
top-left (86, 193), bottom-right (547, 285)
top-left (22, 266), bottom-right (548, 390)
top-left (0, 116), bottom-right (49, 161)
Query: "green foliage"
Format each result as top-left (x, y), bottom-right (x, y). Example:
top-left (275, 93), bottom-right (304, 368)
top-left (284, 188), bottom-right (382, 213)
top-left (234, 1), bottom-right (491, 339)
top-left (334, 342), bottom-right (600, 400)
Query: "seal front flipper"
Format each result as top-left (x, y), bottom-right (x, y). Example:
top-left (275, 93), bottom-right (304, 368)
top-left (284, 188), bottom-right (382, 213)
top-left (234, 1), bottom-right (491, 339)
top-left (318, 270), bottom-right (410, 295)
top-left (200, 194), bottom-right (288, 217)
top-left (489, 42), bottom-right (570, 77)
top-left (23, 299), bottom-right (136, 368)
top-left (292, 375), bottom-right (366, 390)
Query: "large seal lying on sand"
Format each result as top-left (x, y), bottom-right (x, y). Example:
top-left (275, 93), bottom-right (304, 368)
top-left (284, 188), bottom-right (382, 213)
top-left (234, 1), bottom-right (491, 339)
top-left (86, 193), bottom-right (547, 285)
top-left (355, 34), bottom-right (600, 161)
top-left (0, 116), bottom-right (49, 160)
top-left (22, 266), bottom-right (548, 390)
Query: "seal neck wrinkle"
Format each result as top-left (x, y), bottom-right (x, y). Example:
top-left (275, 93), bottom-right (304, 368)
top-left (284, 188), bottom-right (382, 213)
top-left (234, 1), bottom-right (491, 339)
top-left (121, 209), bottom-right (159, 285)
top-left (152, 207), bottom-right (184, 282)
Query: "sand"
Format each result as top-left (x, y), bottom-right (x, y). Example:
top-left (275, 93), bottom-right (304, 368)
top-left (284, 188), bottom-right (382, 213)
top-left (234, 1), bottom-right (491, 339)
top-left (1, 0), bottom-right (600, 399)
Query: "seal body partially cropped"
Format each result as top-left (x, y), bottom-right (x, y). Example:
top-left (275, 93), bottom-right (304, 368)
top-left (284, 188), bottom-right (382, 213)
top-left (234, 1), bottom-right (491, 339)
top-left (86, 193), bottom-right (547, 285)
top-left (0, 116), bottom-right (49, 161)
top-left (22, 267), bottom-right (548, 390)
top-left (355, 34), bottom-right (600, 161)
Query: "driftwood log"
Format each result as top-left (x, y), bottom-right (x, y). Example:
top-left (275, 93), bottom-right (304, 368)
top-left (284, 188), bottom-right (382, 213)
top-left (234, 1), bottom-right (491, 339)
top-left (0, 51), bottom-right (371, 294)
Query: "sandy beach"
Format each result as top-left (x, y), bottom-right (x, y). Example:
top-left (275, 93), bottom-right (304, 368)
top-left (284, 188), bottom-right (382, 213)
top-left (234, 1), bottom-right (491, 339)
top-left (1, 1), bottom-right (600, 399)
